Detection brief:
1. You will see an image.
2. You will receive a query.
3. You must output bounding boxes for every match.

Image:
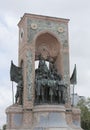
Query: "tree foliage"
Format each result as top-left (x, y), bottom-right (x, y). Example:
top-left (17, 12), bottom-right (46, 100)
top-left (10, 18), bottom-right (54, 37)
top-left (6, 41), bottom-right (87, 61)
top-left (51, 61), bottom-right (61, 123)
top-left (2, 124), bottom-right (6, 130)
top-left (77, 97), bottom-right (90, 130)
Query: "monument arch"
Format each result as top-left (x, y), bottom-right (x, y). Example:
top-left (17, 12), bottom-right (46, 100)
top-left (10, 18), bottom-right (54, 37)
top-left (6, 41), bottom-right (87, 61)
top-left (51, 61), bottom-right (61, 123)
top-left (6, 13), bottom-right (83, 130)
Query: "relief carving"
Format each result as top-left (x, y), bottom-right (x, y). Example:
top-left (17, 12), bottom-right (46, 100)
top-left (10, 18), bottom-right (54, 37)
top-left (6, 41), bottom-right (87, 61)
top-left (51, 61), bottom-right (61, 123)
top-left (26, 50), bottom-right (33, 100)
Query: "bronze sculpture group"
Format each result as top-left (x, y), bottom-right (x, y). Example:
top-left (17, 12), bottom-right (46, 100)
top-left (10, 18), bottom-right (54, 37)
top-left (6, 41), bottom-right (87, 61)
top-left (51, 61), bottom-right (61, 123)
top-left (10, 55), bottom-right (67, 105)
top-left (35, 55), bottom-right (67, 104)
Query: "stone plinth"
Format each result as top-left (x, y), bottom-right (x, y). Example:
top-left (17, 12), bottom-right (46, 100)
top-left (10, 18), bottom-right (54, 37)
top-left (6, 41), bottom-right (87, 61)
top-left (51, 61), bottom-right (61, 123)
top-left (33, 105), bottom-right (68, 130)
top-left (32, 105), bottom-right (83, 130)
top-left (6, 105), bottom-right (23, 130)
top-left (6, 104), bottom-right (33, 130)
top-left (6, 104), bottom-right (83, 130)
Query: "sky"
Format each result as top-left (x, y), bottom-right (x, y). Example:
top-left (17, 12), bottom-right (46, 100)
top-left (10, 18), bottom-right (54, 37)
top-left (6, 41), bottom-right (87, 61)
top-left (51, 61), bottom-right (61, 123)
top-left (0, 0), bottom-right (90, 128)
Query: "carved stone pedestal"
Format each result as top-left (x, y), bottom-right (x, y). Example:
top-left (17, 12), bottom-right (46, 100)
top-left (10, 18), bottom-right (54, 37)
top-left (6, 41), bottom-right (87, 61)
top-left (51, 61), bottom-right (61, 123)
top-left (32, 105), bottom-right (83, 130)
top-left (33, 105), bottom-right (68, 130)
top-left (6, 105), bottom-right (23, 130)
top-left (6, 105), bottom-right (83, 130)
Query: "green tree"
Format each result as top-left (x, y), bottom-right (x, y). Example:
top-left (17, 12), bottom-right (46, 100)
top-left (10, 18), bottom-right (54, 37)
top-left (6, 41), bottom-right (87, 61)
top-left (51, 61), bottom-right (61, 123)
top-left (86, 97), bottom-right (90, 110)
top-left (77, 98), bottom-right (90, 130)
top-left (2, 124), bottom-right (6, 130)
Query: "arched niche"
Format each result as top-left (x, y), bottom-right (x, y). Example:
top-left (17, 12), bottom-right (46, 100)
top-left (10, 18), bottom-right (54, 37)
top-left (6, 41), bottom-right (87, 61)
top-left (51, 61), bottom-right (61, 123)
top-left (35, 32), bottom-right (63, 76)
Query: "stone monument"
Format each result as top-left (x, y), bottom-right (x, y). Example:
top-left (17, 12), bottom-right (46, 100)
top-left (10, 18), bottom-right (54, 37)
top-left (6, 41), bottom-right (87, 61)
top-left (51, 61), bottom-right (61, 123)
top-left (6, 13), bottom-right (83, 130)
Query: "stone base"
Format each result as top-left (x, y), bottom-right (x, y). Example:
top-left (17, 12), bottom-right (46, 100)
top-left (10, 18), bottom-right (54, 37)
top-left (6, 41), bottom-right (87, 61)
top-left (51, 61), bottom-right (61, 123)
top-left (32, 105), bottom-right (83, 130)
top-left (6, 104), bottom-right (83, 130)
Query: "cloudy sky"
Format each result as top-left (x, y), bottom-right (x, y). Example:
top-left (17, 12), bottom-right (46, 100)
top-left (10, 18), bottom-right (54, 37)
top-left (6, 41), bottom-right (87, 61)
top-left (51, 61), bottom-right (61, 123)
top-left (0, 0), bottom-right (90, 128)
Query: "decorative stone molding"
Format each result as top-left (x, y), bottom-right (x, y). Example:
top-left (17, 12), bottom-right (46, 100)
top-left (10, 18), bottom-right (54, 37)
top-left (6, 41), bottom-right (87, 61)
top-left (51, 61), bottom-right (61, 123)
top-left (31, 23), bottom-right (37, 30)
top-left (26, 50), bottom-right (33, 100)
top-left (58, 27), bottom-right (64, 33)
